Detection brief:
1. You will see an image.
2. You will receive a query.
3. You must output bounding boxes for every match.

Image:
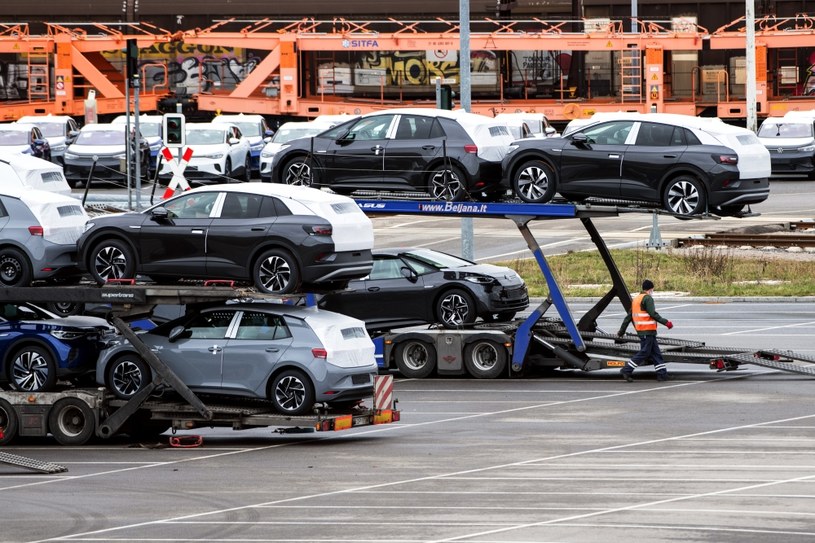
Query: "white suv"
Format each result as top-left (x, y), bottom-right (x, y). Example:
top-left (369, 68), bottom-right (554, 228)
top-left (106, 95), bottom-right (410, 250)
top-left (158, 122), bottom-right (252, 184)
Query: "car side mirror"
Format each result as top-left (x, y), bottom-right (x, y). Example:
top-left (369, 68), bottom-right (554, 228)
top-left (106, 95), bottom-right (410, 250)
top-left (571, 133), bottom-right (590, 147)
top-left (263, 136), bottom-right (272, 143)
top-left (168, 325), bottom-right (191, 342)
top-left (150, 206), bottom-right (171, 222)
top-left (544, 126), bottom-right (556, 136)
top-left (228, 137), bottom-right (240, 145)
top-left (335, 129), bottom-right (352, 142)
top-left (400, 266), bottom-right (418, 283)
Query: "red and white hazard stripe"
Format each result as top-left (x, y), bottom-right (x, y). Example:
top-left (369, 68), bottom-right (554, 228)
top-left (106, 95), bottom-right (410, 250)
top-left (374, 374), bottom-right (393, 410)
top-left (161, 146), bottom-right (194, 199)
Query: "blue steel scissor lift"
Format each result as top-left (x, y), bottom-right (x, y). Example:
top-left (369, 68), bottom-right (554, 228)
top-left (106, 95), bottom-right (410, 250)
top-left (356, 199), bottom-right (815, 379)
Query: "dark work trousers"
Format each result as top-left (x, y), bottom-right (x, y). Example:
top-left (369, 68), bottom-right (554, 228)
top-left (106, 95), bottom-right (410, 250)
top-left (622, 335), bottom-right (668, 377)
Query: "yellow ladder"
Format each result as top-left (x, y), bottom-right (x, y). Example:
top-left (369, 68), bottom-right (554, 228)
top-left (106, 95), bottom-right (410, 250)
top-left (26, 45), bottom-right (50, 101)
top-left (620, 49), bottom-right (642, 102)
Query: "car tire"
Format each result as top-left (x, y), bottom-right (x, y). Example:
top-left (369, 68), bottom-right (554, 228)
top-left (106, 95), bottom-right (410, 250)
top-left (463, 340), bottom-right (507, 379)
top-left (107, 354), bottom-right (151, 400)
top-left (253, 248), bottom-right (301, 294)
top-left (45, 302), bottom-right (85, 317)
top-left (435, 288), bottom-right (477, 328)
top-left (0, 398), bottom-right (19, 445)
top-left (394, 340), bottom-right (436, 378)
top-left (282, 157), bottom-right (315, 187)
top-left (663, 176), bottom-right (707, 216)
top-left (243, 155), bottom-right (252, 182)
top-left (224, 157), bottom-right (233, 180)
top-left (269, 369), bottom-right (315, 416)
top-left (88, 239), bottom-right (136, 284)
top-left (48, 397), bottom-right (95, 445)
top-left (512, 159), bottom-right (557, 203)
top-left (428, 164), bottom-right (466, 201)
top-left (0, 247), bottom-right (32, 287)
top-left (8, 345), bottom-right (57, 392)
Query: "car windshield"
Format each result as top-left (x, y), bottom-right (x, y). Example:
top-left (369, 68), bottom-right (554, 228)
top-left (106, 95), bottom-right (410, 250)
top-left (272, 126), bottom-right (324, 143)
top-left (0, 131), bottom-right (27, 144)
top-left (76, 130), bottom-right (125, 145)
top-left (403, 248), bottom-right (472, 269)
top-left (35, 124), bottom-right (65, 137)
top-left (758, 122), bottom-right (813, 138)
top-left (232, 122), bottom-right (260, 137)
top-left (135, 122), bottom-right (161, 137)
top-left (186, 129), bottom-right (225, 145)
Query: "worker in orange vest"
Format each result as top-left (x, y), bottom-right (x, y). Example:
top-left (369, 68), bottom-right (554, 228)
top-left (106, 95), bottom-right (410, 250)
top-left (617, 279), bottom-right (674, 382)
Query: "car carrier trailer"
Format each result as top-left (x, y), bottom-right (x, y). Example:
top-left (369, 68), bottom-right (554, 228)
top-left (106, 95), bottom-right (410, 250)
top-left (0, 284), bottom-right (399, 451)
top-left (356, 199), bottom-right (815, 379)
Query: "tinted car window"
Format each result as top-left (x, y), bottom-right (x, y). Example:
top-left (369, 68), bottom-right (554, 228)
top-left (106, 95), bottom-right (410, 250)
top-left (583, 121), bottom-right (634, 145)
top-left (76, 130), bottom-right (126, 145)
top-left (368, 257), bottom-right (405, 280)
top-left (186, 310), bottom-right (235, 339)
top-left (235, 311), bottom-right (291, 340)
top-left (0, 131), bottom-right (29, 145)
top-left (0, 198), bottom-right (7, 218)
top-left (395, 115), bottom-right (436, 140)
top-left (346, 115), bottom-right (394, 141)
top-left (221, 193), bottom-right (263, 219)
top-left (635, 123), bottom-right (676, 147)
top-left (186, 129), bottom-right (225, 145)
top-left (684, 129), bottom-right (701, 146)
top-left (165, 192), bottom-right (220, 219)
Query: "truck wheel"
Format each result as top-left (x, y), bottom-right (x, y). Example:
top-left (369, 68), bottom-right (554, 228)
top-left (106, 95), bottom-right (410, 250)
top-left (464, 340), bottom-right (507, 379)
top-left (8, 345), bottom-right (57, 392)
top-left (436, 289), bottom-right (477, 328)
top-left (0, 398), bottom-right (18, 445)
top-left (88, 239), bottom-right (136, 284)
top-left (254, 248), bottom-right (301, 294)
top-left (394, 340), bottom-right (436, 378)
top-left (48, 397), bottom-right (95, 445)
top-left (107, 354), bottom-right (151, 400)
top-left (270, 369), bottom-right (315, 416)
top-left (0, 247), bottom-right (33, 287)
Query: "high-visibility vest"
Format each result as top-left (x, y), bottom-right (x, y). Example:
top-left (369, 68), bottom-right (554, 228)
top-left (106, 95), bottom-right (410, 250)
top-left (632, 293), bottom-right (657, 332)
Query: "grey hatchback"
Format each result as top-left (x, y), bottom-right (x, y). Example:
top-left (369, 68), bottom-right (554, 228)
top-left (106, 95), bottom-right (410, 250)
top-left (96, 303), bottom-right (379, 416)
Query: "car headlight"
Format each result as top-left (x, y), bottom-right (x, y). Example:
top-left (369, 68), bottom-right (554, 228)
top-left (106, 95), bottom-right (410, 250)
top-left (261, 149), bottom-right (278, 158)
top-left (463, 274), bottom-right (498, 286)
top-left (114, 153), bottom-right (127, 159)
top-left (51, 329), bottom-right (86, 340)
top-left (201, 153), bottom-right (224, 159)
top-left (83, 221), bottom-right (95, 233)
top-left (799, 145), bottom-right (815, 152)
top-left (50, 144), bottom-right (66, 152)
top-left (63, 152), bottom-right (78, 160)
top-left (507, 144), bottom-right (520, 154)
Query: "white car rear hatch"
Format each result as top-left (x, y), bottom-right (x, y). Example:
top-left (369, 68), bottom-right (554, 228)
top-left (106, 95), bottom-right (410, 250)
top-left (703, 123), bottom-right (771, 180)
top-left (271, 185), bottom-right (374, 253)
top-left (18, 188), bottom-right (89, 244)
top-left (302, 308), bottom-right (376, 369)
top-left (449, 110), bottom-right (516, 162)
top-left (0, 152), bottom-right (73, 197)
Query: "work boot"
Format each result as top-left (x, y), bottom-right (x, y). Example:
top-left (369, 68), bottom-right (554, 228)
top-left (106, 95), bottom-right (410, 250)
top-left (620, 370), bottom-right (634, 383)
top-left (656, 373), bottom-right (675, 382)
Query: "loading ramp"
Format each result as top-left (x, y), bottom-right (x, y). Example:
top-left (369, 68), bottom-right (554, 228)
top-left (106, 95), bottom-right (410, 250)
top-left (356, 199), bottom-right (815, 379)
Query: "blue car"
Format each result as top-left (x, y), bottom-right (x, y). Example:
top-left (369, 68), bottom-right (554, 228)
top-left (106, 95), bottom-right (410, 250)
top-left (0, 303), bottom-right (114, 392)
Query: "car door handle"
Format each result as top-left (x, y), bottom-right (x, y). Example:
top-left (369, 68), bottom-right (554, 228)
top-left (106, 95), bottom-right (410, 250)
top-left (663, 154), bottom-right (678, 159)
top-left (367, 287), bottom-right (381, 292)
top-left (191, 229), bottom-right (205, 234)
top-left (371, 145), bottom-right (383, 155)
top-left (208, 346), bottom-right (222, 353)
top-left (608, 154), bottom-right (621, 159)
top-left (266, 347), bottom-right (280, 352)
top-left (422, 145), bottom-right (436, 150)
top-left (251, 227), bottom-right (265, 231)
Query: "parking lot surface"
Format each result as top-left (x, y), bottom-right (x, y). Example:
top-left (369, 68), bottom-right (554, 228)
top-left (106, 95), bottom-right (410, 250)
top-left (2, 301), bottom-right (814, 543)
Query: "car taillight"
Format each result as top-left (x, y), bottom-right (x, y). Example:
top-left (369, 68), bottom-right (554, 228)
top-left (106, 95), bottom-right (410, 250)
top-left (714, 154), bottom-right (738, 165)
top-left (28, 226), bottom-right (44, 236)
top-left (305, 225), bottom-right (332, 236)
top-left (464, 144), bottom-right (478, 154)
top-left (312, 347), bottom-right (328, 359)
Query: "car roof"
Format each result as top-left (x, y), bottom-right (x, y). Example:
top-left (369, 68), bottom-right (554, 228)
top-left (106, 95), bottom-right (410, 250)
top-left (80, 123), bottom-right (126, 132)
top-left (16, 115), bottom-right (73, 123)
top-left (200, 302), bottom-right (365, 326)
top-left (111, 115), bottom-right (162, 123)
top-left (0, 123), bottom-right (36, 131)
top-left (170, 181), bottom-right (355, 204)
top-left (212, 114), bottom-right (265, 122)
top-left (187, 122), bottom-right (234, 130)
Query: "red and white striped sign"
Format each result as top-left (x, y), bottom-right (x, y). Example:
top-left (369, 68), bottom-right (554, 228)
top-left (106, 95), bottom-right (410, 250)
top-left (374, 374), bottom-right (393, 410)
top-left (161, 146), bottom-right (193, 199)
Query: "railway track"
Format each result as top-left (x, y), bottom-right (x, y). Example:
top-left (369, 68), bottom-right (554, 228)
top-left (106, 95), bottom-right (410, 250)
top-left (675, 221), bottom-right (815, 249)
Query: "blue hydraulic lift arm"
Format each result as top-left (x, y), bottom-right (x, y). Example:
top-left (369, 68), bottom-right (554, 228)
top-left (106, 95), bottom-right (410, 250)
top-left (355, 199), bottom-right (620, 369)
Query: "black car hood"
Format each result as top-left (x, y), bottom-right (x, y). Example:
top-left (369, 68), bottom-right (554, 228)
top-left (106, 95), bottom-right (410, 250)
top-left (450, 264), bottom-right (525, 287)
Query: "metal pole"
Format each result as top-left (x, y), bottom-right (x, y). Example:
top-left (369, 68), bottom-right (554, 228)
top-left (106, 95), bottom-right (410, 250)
top-left (459, 0), bottom-right (473, 260)
top-left (745, 0), bottom-right (757, 133)
top-left (134, 74), bottom-right (142, 210)
top-left (125, 80), bottom-right (132, 209)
